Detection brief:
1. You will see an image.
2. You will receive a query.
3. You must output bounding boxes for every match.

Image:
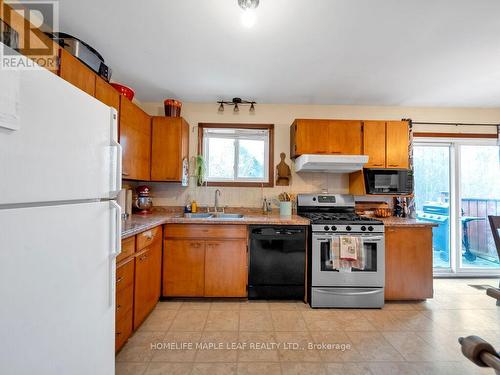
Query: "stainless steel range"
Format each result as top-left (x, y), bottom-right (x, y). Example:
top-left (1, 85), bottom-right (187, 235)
top-left (297, 194), bottom-right (385, 308)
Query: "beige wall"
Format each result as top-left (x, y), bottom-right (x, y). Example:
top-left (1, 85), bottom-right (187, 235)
top-left (139, 102), bottom-right (500, 208)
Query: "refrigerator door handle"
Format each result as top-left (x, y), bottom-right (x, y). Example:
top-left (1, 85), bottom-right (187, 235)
top-left (110, 109), bottom-right (122, 196)
top-left (110, 200), bottom-right (122, 257)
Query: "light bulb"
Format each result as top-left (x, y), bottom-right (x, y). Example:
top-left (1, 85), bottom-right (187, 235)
top-left (249, 103), bottom-right (255, 113)
top-left (241, 9), bottom-right (256, 28)
top-left (218, 103), bottom-right (224, 112)
top-left (234, 104), bottom-right (239, 113)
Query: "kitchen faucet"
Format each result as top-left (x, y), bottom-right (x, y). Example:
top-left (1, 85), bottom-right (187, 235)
top-left (213, 189), bottom-right (223, 213)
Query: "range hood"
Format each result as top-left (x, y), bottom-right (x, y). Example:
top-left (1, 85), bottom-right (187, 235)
top-left (294, 154), bottom-right (369, 173)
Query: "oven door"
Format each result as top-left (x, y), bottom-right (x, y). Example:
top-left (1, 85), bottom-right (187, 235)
top-left (311, 233), bottom-right (384, 287)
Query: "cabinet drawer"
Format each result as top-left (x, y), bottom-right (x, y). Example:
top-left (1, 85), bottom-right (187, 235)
top-left (117, 236), bottom-right (136, 263)
top-left (116, 284), bottom-right (133, 322)
top-left (116, 259), bottom-right (134, 293)
top-left (137, 226), bottom-right (162, 250)
top-left (165, 224), bottom-right (247, 239)
top-left (115, 308), bottom-right (133, 353)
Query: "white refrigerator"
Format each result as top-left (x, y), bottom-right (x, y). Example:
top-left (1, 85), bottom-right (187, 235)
top-left (0, 47), bottom-right (121, 375)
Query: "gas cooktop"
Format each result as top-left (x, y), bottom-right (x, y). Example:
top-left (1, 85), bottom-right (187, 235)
top-left (300, 212), bottom-right (383, 225)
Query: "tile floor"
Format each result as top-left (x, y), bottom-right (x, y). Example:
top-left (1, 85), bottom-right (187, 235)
top-left (116, 278), bottom-right (500, 375)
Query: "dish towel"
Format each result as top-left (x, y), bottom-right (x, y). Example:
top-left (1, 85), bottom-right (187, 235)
top-left (330, 238), bottom-right (341, 270)
top-left (351, 237), bottom-right (365, 270)
top-left (340, 236), bottom-right (359, 261)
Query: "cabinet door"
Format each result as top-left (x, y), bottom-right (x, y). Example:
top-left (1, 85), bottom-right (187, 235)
top-left (385, 227), bottom-right (433, 300)
top-left (363, 121), bottom-right (386, 168)
top-left (163, 239), bottom-right (205, 297)
top-left (95, 77), bottom-right (120, 111)
top-left (386, 121), bottom-right (409, 169)
top-left (58, 49), bottom-right (96, 96)
top-left (151, 117), bottom-right (189, 181)
top-left (293, 120), bottom-right (331, 155)
top-left (328, 120), bottom-right (362, 155)
top-left (133, 239), bottom-right (162, 329)
top-left (119, 97), bottom-right (151, 180)
top-left (205, 240), bottom-right (247, 297)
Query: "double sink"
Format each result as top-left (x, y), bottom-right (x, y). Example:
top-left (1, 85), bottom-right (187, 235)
top-left (183, 212), bottom-right (245, 220)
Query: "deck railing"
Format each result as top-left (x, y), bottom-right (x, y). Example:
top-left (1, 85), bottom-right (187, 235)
top-left (461, 198), bottom-right (500, 262)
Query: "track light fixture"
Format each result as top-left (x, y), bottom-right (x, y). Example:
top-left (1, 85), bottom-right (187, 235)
top-left (217, 97), bottom-right (257, 113)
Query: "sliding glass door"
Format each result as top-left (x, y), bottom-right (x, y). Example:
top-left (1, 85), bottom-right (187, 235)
top-left (458, 145), bottom-right (500, 271)
top-left (414, 140), bottom-right (500, 275)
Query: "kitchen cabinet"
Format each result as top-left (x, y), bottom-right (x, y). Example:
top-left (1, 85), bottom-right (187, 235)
top-left (205, 240), bottom-right (247, 297)
top-left (384, 226), bottom-right (433, 300)
top-left (119, 96), bottom-right (151, 180)
top-left (151, 117), bottom-right (189, 183)
top-left (58, 49), bottom-right (96, 96)
top-left (163, 239), bottom-right (206, 297)
top-left (95, 77), bottom-right (120, 112)
top-left (116, 226), bottom-right (162, 353)
top-left (291, 119), bottom-right (362, 157)
top-left (163, 224), bottom-right (248, 297)
top-left (386, 121), bottom-right (409, 169)
top-left (362, 121), bottom-right (386, 168)
top-left (115, 258), bottom-right (134, 352)
top-left (133, 234), bottom-right (162, 329)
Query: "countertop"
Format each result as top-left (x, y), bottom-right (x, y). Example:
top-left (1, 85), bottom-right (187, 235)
top-left (121, 208), bottom-right (438, 239)
top-left (121, 208), bottom-right (310, 239)
top-left (378, 216), bottom-right (438, 228)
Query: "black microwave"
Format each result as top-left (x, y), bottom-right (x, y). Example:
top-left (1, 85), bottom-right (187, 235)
top-left (363, 168), bottom-right (413, 195)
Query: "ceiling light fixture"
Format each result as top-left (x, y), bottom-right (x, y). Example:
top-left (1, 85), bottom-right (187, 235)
top-left (217, 97), bottom-right (257, 113)
top-left (238, 0), bottom-right (259, 28)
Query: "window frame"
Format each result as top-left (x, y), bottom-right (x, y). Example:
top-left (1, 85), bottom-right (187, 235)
top-left (198, 123), bottom-right (274, 187)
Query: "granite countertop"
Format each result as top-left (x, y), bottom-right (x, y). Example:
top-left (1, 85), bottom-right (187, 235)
top-left (378, 216), bottom-right (438, 228)
top-left (121, 208), bottom-right (310, 239)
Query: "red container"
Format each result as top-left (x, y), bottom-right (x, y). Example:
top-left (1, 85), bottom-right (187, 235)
top-left (110, 83), bottom-right (135, 100)
top-left (164, 99), bottom-right (182, 117)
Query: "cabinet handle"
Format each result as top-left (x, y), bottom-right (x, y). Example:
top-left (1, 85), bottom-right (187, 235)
top-left (388, 164), bottom-right (398, 167)
top-left (143, 231), bottom-right (153, 240)
top-left (116, 332), bottom-right (122, 336)
top-left (139, 255), bottom-right (148, 261)
top-left (330, 151), bottom-right (341, 154)
top-left (122, 172), bottom-right (129, 176)
top-left (372, 163), bottom-right (384, 166)
top-left (117, 304), bottom-right (122, 311)
top-left (190, 242), bottom-right (201, 248)
top-left (116, 277), bottom-right (123, 283)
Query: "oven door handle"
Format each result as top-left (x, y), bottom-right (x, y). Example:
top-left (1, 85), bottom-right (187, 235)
top-left (315, 288), bottom-right (383, 296)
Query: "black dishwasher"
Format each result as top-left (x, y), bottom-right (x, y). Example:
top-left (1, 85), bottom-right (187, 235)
top-left (248, 226), bottom-right (306, 299)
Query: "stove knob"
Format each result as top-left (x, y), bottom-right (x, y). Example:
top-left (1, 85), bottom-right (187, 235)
top-left (368, 226), bottom-right (374, 231)
top-left (324, 226), bottom-right (330, 231)
top-left (346, 226), bottom-right (352, 231)
top-left (331, 226), bottom-right (337, 231)
top-left (361, 226), bottom-right (367, 231)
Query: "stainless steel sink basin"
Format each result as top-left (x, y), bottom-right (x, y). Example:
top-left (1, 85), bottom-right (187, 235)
top-left (183, 213), bottom-right (213, 219)
top-left (183, 212), bottom-right (244, 220)
top-left (211, 213), bottom-right (244, 219)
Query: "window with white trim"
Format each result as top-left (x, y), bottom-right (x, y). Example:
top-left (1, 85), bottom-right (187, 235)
top-left (200, 124), bottom-right (273, 186)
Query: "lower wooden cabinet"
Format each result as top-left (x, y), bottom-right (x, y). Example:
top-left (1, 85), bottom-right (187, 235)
top-left (385, 226), bottom-right (433, 300)
top-left (163, 239), bottom-right (206, 297)
top-left (205, 240), bottom-right (247, 297)
top-left (115, 226), bottom-right (162, 353)
top-left (133, 238), bottom-right (162, 329)
top-left (163, 224), bottom-right (248, 298)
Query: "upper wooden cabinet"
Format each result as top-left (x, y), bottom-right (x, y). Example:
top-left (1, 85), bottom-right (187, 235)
top-left (362, 120), bottom-right (409, 169)
top-left (58, 49), bottom-right (96, 96)
top-left (386, 121), bottom-right (409, 169)
top-left (151, 117), bottom-right (189, 183)
top-left (291, 119), bottom-right (362, 157)
top-left (362, 121), bottom-right (386, 168)
top-left (95, 77), bottom-right (120, 112)
top-left (119, 96), bottom-right (151, 180)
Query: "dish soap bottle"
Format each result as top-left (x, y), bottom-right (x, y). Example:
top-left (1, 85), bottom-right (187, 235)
top-left (191, 200), bottom-right (198, 213)
top-left (262, 197), bottom-right (268, 214)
